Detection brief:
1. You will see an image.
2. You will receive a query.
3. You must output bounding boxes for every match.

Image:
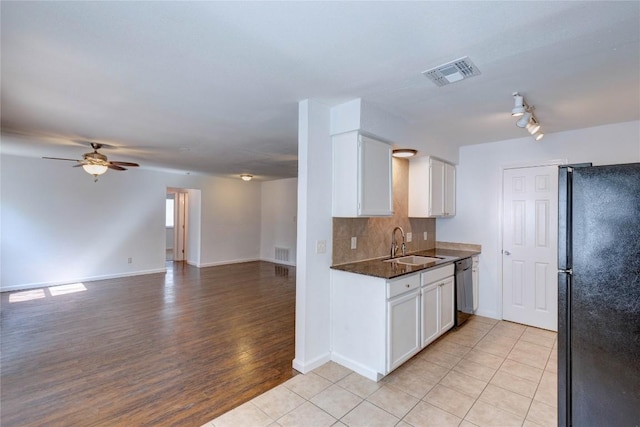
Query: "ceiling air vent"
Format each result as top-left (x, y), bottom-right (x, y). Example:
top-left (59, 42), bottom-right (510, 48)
top-left (422, 56), bottom-right (481, 87)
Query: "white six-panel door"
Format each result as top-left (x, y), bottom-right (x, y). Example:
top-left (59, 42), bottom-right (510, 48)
top-left (502, 165), bottom-right (558, 331)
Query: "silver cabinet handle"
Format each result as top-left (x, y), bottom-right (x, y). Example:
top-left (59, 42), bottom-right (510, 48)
top-left (504, 250), bottom-right (511, 255)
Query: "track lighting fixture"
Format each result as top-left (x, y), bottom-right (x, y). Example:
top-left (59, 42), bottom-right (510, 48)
top-left (512, 94), bottom-right (525, 117)
top-left (527, 117), bottom-right (541, 135)
top-left (511, 92), bottom-right (544, 141)
top-left (516, 111), bottom-right (532, 128)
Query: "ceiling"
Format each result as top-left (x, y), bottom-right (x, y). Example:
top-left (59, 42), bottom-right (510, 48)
top-left (1, 1), bottom-right (639, 180)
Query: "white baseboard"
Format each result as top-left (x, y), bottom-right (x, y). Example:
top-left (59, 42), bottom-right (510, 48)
top-left (1, 268), bottom-right (167, 293)
top-left (260, 257), bottom-right (296, 267)
top-left (292, 352), bottom-right (331, 374)
top-left (474, 308), bottom-right (500, 320)
top-left (196, 257), bottom-right (260, 268)
top-left (330, 352), bottom-right (383, 382)
top-left (195, 257), bottom-right (296, 268)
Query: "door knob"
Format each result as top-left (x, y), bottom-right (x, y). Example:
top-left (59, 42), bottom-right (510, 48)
top-left (504, 250), bottom-right (511, 255)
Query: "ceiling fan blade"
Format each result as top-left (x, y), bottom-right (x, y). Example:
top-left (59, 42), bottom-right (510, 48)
top-left (108, 164), bottom-right (127, 171)
top-left (110, 161), bottom-right (139, 167)
top-left (43, 157), bottom-right (79, 162)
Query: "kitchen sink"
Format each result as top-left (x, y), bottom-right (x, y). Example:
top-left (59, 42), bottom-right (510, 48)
top-left (384, 255), bottom-right (441, 266)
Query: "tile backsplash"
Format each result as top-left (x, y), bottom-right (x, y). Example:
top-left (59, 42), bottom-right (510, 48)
top-left (332, 158), bottom-right (436, 265)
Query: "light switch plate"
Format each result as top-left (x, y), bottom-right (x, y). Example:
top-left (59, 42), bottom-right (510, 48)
top-left (406, 232), bottom-right (412, 242)
top-left (423, 232), bottom-right (428, 240)
top-left (316, 240), bottom-right (327, 254)
top-left (350, 236), bottom-right (357, 249)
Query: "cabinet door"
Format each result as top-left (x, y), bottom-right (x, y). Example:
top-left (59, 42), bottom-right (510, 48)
top-left (429, 159), bottom-right (445, 217)
top-left (439, 277), bottom-right (455, 333)
top-left (387, 291), bottom-right (421, 373)
top-left (359, 136), bottom-right (393, 216)
top-left (421, 283), bottom-right (440, 347)
top-left (444, 163), bottom-right (456, 216)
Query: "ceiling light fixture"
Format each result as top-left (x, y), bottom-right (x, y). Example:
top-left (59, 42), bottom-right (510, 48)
top-left (82, 164), bottom-right (108, 176)
top-left (511, 92), bottom-right (544, 141)
top-left (527, 117), bottom-right (541, 135)
top-left (240, 174), bottom-right (253, 181)
top-left (516, 111), bottom-right (532, 128)
top-left (511, 93), bottom-right (526, 117)
top-left (392, 149), bottom-right (418, 158)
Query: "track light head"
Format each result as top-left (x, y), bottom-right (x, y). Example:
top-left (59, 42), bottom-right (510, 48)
top-left (516, 111), bottom-right (532, 128)
top-left (528, 121), bottom-right (541, 135)
top-left (512, 94), bottom-right (525, 117)
top-left (535, 132), bottom-right (544, 141)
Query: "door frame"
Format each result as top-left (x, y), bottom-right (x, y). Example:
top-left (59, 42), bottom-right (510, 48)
top-left (167, 188), bottom-right (189, 262)
top-left (497, 159), bottom-right (567, 321)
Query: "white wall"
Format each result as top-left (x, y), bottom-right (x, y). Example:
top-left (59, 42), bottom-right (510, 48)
top-left (187, 188), bottom-right (202, 266)
top-left (260, 178), bottom-right (298, 266)
top-left (0, 154), bottom-right (262, 291)
top-left (294, 99), bottom-right (333, 373)
top-left (197, 178), bottom-right (262, 267)
top-left (437, 120), bottom-right (640, 319)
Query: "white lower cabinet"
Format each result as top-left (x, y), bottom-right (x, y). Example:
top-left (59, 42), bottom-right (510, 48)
top-left (331, 264), bottom-right (455, 381)
top-left (440, 277), bottom-right (455, 332)
top-left (421, 282), bottom-right (441, 346)
top-left (421, 266), bottom-right (455, 347)
top-left (387, 289), bottom-right (421, 372)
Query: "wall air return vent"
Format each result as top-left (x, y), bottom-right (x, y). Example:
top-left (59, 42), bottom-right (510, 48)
top-left (422, 56), bottom-right (481, 87)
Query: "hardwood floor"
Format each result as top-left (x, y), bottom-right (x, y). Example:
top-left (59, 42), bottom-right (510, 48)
top-left (0, 261), bottom-right (298, 426)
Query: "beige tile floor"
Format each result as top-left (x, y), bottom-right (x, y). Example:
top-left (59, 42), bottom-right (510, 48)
top-left (204, 316), bottom-right (558, 427)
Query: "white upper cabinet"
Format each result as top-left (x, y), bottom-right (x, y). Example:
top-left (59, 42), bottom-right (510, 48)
top-left (332, 131), bottom-right (393, 217)
top-left (444, 162), bottom-right (456, 217)
top-left (408, 156), bottom-right (456, 218)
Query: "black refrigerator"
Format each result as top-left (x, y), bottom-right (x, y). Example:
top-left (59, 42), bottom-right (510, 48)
top-left (558, 163), bottom-right (640, 426)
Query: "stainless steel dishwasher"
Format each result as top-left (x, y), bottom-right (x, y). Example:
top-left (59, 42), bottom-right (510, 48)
top-left (455, 257), bottom-right (475, 326)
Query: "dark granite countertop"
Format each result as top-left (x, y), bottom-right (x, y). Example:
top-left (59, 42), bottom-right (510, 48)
top-left (330, 248), bottom-right (480, 280)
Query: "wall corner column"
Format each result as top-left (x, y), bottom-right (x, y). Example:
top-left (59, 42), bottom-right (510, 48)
top-left (293, 99), bottom-right (333, 373)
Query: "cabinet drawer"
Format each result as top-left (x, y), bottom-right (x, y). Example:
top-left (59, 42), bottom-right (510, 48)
top-left (387, 273), bottom-right (421, 299)
top-left (421, 264), bottom-right (455, 285)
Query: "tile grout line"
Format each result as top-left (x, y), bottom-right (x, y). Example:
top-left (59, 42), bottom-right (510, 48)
top-left (456, 320), bottom-right (522, 423)
top-left (210, 319), bottom-right (557, 427)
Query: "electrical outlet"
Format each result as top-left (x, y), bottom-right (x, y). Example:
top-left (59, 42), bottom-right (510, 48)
top-left (423, 232), bottom-right (428, 240)
top-left (350, 236), bottom-right (357, 249)
top-left (406, 232), bottom-right (412, 242)
top-left (316, 240), bottom-right (326, 254)
top-left (128, 257), bottom-right (133, 264)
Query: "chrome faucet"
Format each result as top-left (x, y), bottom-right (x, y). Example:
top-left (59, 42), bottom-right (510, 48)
top-left (390, 226), bottom-right (406, 259)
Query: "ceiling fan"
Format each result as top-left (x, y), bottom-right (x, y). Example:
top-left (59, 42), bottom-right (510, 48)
top-left (43, 143), bottom-right (139, 182)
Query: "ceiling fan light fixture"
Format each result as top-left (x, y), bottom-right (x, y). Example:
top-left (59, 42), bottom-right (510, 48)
top-left (82, 164), bottom-right (108, 176)
top-left (392, 149), bottom-right (418, 158)
top-left (240, 174), bottom-right (253, 181)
